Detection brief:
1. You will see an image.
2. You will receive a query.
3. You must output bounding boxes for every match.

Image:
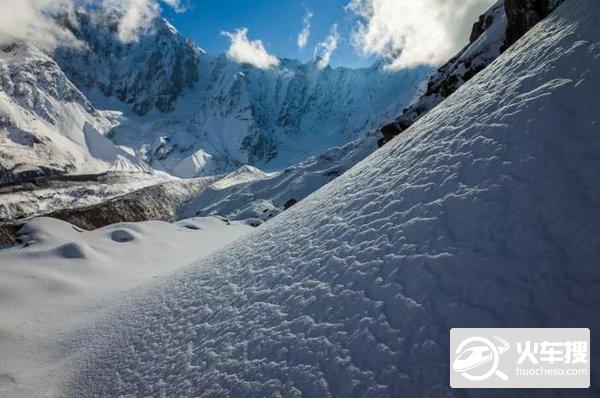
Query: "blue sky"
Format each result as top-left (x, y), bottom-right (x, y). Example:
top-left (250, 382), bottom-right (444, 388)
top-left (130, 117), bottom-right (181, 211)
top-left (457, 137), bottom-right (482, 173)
top-left (162, 0), bottom-right (376, 68)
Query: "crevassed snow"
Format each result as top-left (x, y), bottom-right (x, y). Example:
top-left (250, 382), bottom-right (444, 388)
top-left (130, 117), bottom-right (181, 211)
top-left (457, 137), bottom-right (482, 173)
top-left (61, 0), bottom-right (600, 396)
top-left (0, 216), bottom-right (253, 397)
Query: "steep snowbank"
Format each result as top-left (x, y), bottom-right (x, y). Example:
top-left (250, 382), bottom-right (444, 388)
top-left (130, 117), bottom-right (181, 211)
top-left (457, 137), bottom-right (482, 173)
top-left (0, 217), bottom-right (253, 397)
top-left (66, 0), bottom-right (599, 396)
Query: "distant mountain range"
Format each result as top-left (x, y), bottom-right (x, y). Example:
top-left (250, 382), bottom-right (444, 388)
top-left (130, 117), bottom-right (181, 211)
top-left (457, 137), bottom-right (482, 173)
top-left (0, 8), bottom-right (428, 184)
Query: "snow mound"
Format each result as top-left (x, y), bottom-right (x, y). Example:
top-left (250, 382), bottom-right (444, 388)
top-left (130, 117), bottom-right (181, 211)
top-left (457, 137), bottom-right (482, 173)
top-left (56, 242), bottom-right (91, 259)
top-left (69, 0), bottom-right (600, 396)
top-left (109, 228), bottom-right (137, 243)
top-left (0, 216), bottom-right (253, 397)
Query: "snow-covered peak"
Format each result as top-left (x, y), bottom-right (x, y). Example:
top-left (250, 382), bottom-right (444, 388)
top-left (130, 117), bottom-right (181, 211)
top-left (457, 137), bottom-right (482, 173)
top-left (0, 41), bottom-right (144, 184)
top-left (54, 9), bottom-right (202, 116)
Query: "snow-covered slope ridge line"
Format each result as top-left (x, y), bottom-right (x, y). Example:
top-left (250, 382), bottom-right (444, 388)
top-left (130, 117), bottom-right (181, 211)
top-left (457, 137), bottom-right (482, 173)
top-left (70, 0), bottom-right (600, 396)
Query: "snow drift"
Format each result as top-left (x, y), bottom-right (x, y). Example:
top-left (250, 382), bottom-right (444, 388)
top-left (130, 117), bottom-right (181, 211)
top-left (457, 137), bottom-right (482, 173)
top-left (0, 216), bottom-right (253, 397)
top-left (68, 0), bottom-right (600, 396)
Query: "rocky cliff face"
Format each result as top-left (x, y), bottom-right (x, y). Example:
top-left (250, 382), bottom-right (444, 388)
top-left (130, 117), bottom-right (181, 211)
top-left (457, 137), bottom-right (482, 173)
top-left (54, 10), bottom-right (200, 116)
top-left (379, 0), bottom-right (566, 146)
top-left (503, 0), bottom-right (565, 48)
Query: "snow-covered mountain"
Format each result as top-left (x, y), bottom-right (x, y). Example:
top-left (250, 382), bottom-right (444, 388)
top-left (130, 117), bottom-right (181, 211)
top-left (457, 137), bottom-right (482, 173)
top-left (55, 0), bottom-right (597, 395)
top-left (0, 7), bottom-right (427, 183)
top-left (0, 43), bottom-right (145, 185)
top-left (2, 8), bottom-right (425, 179)
top-left (1, 0), bottom-right (598, 396)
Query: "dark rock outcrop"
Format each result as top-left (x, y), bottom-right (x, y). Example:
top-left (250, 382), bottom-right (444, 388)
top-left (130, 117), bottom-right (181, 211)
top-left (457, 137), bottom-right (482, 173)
top-left (55, 11), bottom-right (200, 116)
top-left (283, 198), bottom-right (298, 210)
top-left (502, 0), bottom-right (565, 50)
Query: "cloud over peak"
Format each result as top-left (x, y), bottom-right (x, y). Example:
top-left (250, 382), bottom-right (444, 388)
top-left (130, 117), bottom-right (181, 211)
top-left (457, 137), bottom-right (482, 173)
top-left (222, 28), bottom-right (280, 69)
top-left (297, 10), bottom-right (313, 50)
top-left (347, 0), bottom-right (495, 70)
top-left (314, 24), bottom-right (339, 69)
top-left (0, 0), bottom-right (186, 48)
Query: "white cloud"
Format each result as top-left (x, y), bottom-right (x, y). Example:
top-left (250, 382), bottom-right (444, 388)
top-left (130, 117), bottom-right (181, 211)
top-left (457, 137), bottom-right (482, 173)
top-left (105, 0), bottom-right (160, 43)
top-left (0, 0), bottom-right (79, 49)
top-left (161, 0), bottom-right (187, 13)
top-left (0, 0), bottom-right (185, 48)
top-left (347, 0), bottom-right (495, 70)
top-left (314, 24), bottom-right (339, 69)
top-left (222, 28), bottom-right (280, 69)
top-left (297, 10), bottom-right (313, 50)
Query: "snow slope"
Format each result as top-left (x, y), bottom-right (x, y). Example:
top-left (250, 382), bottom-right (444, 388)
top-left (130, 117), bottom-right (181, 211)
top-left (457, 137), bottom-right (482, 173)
top-left (61, 0), bottom-right (599, 396)
top-left (0, 217), bottom-right (253, 397)
top-left (179, 131), bottom-right (380, 222)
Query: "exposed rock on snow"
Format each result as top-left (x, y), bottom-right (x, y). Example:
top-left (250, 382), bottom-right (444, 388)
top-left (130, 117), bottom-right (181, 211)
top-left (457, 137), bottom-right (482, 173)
top-left (58, 0), bottom-right (599, 396)
top-left (379, 0), bottom-right (566, 146)
top-left (503, 0), bottom-right (566, 49)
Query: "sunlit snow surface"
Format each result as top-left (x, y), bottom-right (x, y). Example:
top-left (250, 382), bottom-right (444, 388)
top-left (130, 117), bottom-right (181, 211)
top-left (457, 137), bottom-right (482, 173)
top-left (0, 217), bottom-right (253, 397)
top-left (63, 1), bottom-right (600, 396)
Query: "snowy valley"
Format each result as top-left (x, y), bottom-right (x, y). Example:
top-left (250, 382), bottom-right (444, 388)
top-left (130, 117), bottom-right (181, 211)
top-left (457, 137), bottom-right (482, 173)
top-left (1, 0), bottom-right (599, 397)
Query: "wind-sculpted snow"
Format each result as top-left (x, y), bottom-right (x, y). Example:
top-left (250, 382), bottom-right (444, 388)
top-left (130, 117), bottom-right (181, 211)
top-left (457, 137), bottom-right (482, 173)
top-left (71, 1), bottom-right (600, 396)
